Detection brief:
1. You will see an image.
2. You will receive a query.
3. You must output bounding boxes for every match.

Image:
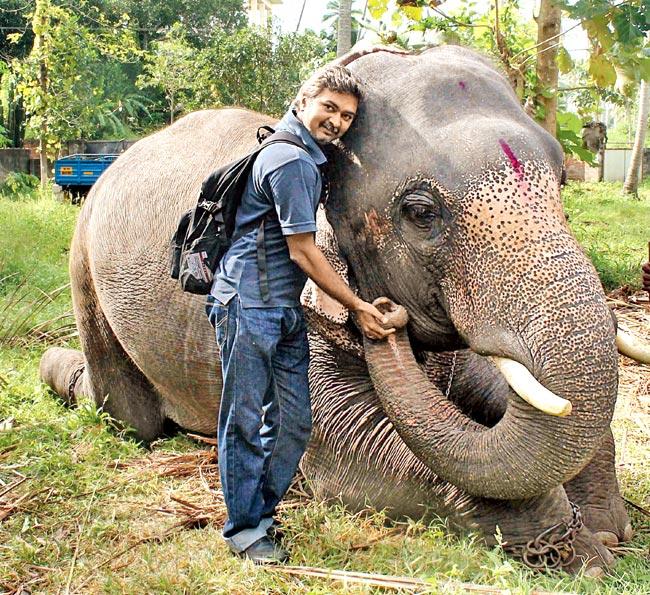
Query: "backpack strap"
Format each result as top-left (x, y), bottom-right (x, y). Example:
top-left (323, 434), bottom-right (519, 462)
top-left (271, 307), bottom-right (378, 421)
top-left (253, 130), bottom-right (313, 303)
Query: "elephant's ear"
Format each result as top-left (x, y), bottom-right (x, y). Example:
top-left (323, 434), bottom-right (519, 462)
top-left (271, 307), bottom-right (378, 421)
top-left (301, 207), bottom-right (350, 324)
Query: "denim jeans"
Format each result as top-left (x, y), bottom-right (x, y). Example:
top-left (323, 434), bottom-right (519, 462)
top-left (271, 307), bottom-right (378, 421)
top-left (206, 294), bottom-right (312, 553)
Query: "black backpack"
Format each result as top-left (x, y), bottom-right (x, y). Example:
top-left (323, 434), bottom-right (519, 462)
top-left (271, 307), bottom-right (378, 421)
top-left (170, 127), bottom-right (314, 295)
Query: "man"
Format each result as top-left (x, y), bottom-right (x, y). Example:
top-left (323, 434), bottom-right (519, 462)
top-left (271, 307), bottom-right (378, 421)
top-left (206, 65), bottom-right (394, 564)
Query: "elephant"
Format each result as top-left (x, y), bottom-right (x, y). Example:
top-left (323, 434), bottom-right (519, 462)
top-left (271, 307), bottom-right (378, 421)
top-left (40, 46), bottom-right (649, 575)
top-left (581, 121), bottom-right (607, 153)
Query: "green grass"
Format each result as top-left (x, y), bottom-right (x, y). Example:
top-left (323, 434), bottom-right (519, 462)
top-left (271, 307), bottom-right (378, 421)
top-left (1, 184), bottom-right (649, 593)
top-left (563, 179), bottom-right (650, 291)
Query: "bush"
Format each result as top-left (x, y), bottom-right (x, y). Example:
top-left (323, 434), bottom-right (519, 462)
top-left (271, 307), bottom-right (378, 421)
top-left (0, 172), bottom-right (40, 198)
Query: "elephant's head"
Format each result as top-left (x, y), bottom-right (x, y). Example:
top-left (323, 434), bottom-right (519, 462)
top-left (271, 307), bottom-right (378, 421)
top-left (321, 46), bottom-right (619, 501)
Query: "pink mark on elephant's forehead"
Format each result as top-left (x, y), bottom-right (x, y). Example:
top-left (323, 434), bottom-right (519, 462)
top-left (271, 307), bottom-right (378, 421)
top-left (364, 208), bottom-right (391, 248)
top-left (498, 138), bottom-right (530, 196)
top-left (458, 81), bottom-right (466, 90)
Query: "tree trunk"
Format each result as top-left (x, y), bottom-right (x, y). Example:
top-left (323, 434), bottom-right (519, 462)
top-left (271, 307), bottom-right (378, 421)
top-left (337, 0), bottom-right (353, 57)
top-left (34, 0), bottom-right (49, 187)
top-left (623, 80), bottom-right (650, 196)
top-left (535, 0), bottom-right (561, 138)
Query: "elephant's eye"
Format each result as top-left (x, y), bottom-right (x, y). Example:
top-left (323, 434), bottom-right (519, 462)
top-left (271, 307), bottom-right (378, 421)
top-left (400, 192), bottom-right (447, 240)
top-left (403, 202), bottom-right (438, 227)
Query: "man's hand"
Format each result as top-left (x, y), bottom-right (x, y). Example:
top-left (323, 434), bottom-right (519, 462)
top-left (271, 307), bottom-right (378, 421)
top-left (352, 299), bottom-right (395, 341)
top-left (286, 233), bottom-right (396, 340)
top-left (642, 261), bottom-right (650, 294)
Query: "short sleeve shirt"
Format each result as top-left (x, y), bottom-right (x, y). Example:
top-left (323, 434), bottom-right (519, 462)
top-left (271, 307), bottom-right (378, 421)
top-left (210, 109), bottom-right (327, 308)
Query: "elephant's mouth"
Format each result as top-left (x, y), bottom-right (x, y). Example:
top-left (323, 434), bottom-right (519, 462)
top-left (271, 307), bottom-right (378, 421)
top-left (361, 299), bottom-right (648, 501)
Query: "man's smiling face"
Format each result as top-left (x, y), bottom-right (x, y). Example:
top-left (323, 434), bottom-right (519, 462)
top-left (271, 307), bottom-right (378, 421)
top-left (298, 89), bottom-right (358, 144)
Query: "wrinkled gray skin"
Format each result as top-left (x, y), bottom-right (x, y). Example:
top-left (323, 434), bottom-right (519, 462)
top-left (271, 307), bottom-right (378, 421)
top-left (581, 122), bottom-right (607, 153)
top-left (40, 47), bottom-right (631, 575)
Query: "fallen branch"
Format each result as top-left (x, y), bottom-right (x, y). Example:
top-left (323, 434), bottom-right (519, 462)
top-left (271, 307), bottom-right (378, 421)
top-left (187, 432), bottom-right (217, 446)
top-left (0, 475), bottom-right (27, 498)
top-left (262, 565), bottom-right (576, 594)
top-left (624, 497), bottom-right (650, 518)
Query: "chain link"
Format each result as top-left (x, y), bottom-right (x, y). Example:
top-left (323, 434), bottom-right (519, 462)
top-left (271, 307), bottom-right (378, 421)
top-left (67, 365), bottom-right (85, 403)
top-left (505, 502), bottom-right (583, 571)
top-left (444, 350), bottom-right (457, 398)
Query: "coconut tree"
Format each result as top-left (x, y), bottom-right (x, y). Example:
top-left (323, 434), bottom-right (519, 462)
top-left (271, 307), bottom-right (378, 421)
top-left (623, 80), bottom-right (650, 196)
top-left (336, 0), bottom-right (353, 56)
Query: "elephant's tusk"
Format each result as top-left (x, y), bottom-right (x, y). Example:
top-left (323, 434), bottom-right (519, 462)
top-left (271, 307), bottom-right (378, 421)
top-left (616, 327), bottom-right (650, 364)
top-left (489, 356), bottom-right (573, 417)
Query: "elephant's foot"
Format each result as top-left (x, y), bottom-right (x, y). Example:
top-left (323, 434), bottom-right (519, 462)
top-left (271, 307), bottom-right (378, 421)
top-left (564, 429), bottom-right (632, 548)
top-left (564, 526), bottom-right (615, 577)
top-left (39, 347), bottom-right (87, 405)
top-left (569, 491), bottom-right (632, 548)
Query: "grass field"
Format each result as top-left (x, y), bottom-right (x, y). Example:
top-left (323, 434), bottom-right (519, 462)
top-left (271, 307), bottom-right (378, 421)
top-left (1, 183), bottom-right (649, 594)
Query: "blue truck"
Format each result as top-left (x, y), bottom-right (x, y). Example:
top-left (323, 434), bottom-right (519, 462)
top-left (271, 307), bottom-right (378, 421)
top-left (54, 153), bottom-right (119, 201)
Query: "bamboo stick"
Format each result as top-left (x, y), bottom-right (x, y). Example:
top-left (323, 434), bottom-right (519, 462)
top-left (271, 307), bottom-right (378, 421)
top-left (262, 565), bottom-right (577, 594)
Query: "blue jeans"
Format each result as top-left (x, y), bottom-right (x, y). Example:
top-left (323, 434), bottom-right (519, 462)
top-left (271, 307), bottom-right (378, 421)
top-left (206, 294), bottom-right (312, 553)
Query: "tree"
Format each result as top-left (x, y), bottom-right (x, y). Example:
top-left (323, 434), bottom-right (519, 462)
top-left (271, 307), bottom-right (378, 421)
top-left (0, 1), bottom-right (35, 62)
top-left (535, 0), bottom-right (561, 136)
top-left (12, 0), bottom-right (140, 183)
top-left (203, 26), bottom-right (328, 116)
top-left (31, 0), bottom-right (49, 186)
top-left (622, 79), bottom-right (649, 195)
top-left (83, 0), bottom-right (247, 47)
top-left (137, 24), bottom-right (198, 124)
top-left (337, 0), bottom-right (353, 56)
top-left (323, 0), bottom-right (364, 47)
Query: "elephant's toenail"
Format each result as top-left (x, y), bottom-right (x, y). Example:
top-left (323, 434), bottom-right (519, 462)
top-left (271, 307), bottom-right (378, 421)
top-left (594, 531), bottom-right (618, 548)
top-left (584, 566), bottom-right (604, 579)
top-left (623, 523), bottom-right (633, 542)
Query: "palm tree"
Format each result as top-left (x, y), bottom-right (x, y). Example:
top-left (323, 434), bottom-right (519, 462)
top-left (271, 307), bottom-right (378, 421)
top-left (623, 79), bottom-right (650, 196)
top-left (324, 1), bottom-right (366, 50)
top-left (337, 0), bottom-right (352, 56)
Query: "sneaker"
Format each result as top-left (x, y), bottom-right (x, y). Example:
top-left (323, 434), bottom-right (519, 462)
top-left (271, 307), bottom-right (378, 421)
top-left (238, 536), bottom-right (289, 564)
top-left (266, 520), bottom-right (285, 543)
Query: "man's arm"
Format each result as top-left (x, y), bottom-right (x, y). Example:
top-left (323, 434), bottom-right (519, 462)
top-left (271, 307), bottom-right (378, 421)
top-left (286, 232), bottom-right (394, 340)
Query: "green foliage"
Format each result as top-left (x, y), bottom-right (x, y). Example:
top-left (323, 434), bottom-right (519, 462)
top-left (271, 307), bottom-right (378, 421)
top-left (0, 0), bottom-right (35, 61)
top-left (11, 0), bottom-right (141, 156)
top-left (0, 191), bottom-right (77, 296)
top-left (0, 61), bottom-right (24, 147)
top-left (563, 179), bottom-right (650, 290)
top-left (323, 0), bottom-right (366, 47)
top-left (559, 0), bottom-right (650, 91)
top-left (203, 26), bottom-right (329, 117)
top-left (0, 172), bottom-right (40, 198)
top-left (84, 0), bottom-right (247, 45)
top-left (556, 110), bottom-right (598, 165)
top-left (137, 23), bottom-right (198, 123)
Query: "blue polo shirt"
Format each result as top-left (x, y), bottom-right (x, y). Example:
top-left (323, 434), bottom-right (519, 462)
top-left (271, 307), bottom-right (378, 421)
top-left (210, 109), bottom-right (326, 308)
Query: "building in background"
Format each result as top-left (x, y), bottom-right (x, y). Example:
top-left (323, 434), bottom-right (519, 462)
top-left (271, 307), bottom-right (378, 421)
top-left (248, 0), bottom-right (284, 26)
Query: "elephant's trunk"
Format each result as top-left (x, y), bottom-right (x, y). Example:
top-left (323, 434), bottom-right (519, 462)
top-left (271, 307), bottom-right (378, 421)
top-left (364, 297), bottom-right (618, 500)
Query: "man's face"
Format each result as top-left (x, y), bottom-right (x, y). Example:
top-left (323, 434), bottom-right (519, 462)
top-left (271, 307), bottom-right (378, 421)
top-left (298, 89), bottom-right (358, 144)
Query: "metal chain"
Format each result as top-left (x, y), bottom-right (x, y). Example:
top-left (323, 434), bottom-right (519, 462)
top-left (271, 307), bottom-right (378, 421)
top-left (444, 350), bottom-right (457, 398)
top-left (67, 365), bottom-right (85, 403)
top-left (505, 502), bottom-right (583, 571)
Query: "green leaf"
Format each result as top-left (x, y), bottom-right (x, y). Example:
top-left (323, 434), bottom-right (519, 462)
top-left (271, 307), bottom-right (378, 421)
top-left (368, 0), bottom-right (390, 20)
top-left (583, 16), bottom-right (614, 52)
top-left (612, 6), bottom-right (645, 45)
top-left (556, 110), bottom-right (582, 134)
top-left (588, 53), bottom-right (617, 88)
top-left (557, 46), bottom-right (574, 74)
